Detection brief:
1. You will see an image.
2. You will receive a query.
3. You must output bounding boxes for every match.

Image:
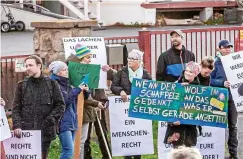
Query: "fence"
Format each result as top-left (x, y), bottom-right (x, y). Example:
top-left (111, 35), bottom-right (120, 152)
top-left (1, 26), bottom-right (243, 108)
top-left (138, 26), bottom-right (243, 78)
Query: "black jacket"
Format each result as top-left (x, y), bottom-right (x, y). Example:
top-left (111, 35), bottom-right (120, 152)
top-left (198, 73), bottom-right (210, 86)
top-left (156, 46), bottom-right (195, 82)
top-left (164, 73), bottom-right (200, 147)
top-left (12, 75), bottom-right (65, 142)
top-left (111, 66), bottom-right (152, 95)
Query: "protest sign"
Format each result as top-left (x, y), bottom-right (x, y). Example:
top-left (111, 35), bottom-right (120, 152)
top-left (3, 130), bottom-right (41, 159)
top-left (15, 58), bottom-right (26, 72)
top-left (221, 51), bottom-right (243, 112)
top-left (158, 121), bottom-right (225, 159)
top-left (129, 78), bottom-right (229, 128)
top-left (109, 96), bottom-right (154, 156)
top-left (63, 37), bottom-right (107, 88)
top-left (68, 61), bottom-right (100, 89)
top-left (0, 106), bottom-right (11, 141)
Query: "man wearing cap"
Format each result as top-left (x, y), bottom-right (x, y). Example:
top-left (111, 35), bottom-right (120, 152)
top-left (156, 29), bottom-right (195, 82)
top-left (210, 40), bottom-right (238, 159)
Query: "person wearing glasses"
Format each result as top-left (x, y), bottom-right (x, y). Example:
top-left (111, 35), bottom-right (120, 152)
top-left (210, 40), bottom-right (238, 159)
top-left (110, 49), bottom-right (152, 159)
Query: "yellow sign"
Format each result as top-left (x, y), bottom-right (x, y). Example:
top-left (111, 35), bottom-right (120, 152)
top-left (240, 30), bottom-right (243, 39)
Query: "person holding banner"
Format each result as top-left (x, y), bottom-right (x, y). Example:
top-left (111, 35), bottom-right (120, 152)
top-left (210, 40), bottom-right (238, 159)
top-left (164, 61), bottom-right (201, 148)
top-left (198, 57), bottom-right (214, 86)
top-left (48, 61), bottom-right (91, 159)
top-left (111, 49), bottom-right (152, 159)
top-left (12, 55), bottom-right (66, 159)
top-left (66, 45), bottom-right (107, 159)
top-left (0, 97), bottom-right (6, 159)
top-left (156, 29), bottom-right (195, 82)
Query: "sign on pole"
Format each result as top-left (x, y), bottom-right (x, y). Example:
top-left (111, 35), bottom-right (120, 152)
top-left (3, 130), bottom-right (42, 159)
top-left (129, 78), bottom-right (229, 128)
top-left (109, 96), bottom-right (154, 156)
top-left (0, 106), bottom-right (11, 141)
top-left (158, 122), bottom-right (225, 159)
top-left (63, 37), bottom-right (107, 88)
top-left (221, 51), bottom-right (243, 112)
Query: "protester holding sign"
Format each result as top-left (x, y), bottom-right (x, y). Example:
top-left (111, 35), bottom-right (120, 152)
top-left (12, 55), bottom-right (66, 159)
top-left (48, 61), bottom-right (90, 159)
top-left (198, 57), bottom-right (214, 86)
top-left (111, 49), bottom-right (152, 159)
top-left (210, 40), bottom-right (238, 159)
top-left (164, 61), bottom-right (201, 148)
top-left (0, 97), bottom-right (6, 159)
top-left (66, 45), bottom-right (106, 159)
top-left (156, 29), bottom-right (195, 82)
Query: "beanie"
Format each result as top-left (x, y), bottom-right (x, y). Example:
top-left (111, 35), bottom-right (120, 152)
top-left (186, 61), bottom-right (200, 76)
top-left (75, 44), bottom-right (91, 59)
top-left (48, 61), bottom-right (67, 74)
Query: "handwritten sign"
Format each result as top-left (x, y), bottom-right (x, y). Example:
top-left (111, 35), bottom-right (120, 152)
top-left (158, 122), bottom-right (225, 159)
top-left (129, 78), bottom-right (229, 128)
top-left (3, 130), bottom-right (41, 159)
top-left (15, 58), bottom-right (26, 72)
top-left (221, 51), bottom-right (243, 112)
top-left (0, 106), bottom-right (11, 141)
top-left (63, 37), bottom-right (107, 88)
top-left (109, 96), bottom-right (154, 156)
top-left (68, 61), bottom-right (100, 89)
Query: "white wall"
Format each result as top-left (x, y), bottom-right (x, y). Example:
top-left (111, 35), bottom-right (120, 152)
top-left (1, 7), bottom-right (57, 30)
top-left (89, 1), bottom-right (156, 25)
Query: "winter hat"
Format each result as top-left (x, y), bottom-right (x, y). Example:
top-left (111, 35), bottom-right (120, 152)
top-left (48, 61), bottom-right (67, 74)
top-left (128, 49), bottom-right (144, 61)
top-left (75, 44), bottom-right (91, 59)
top-left (186, 61), bottom-right (200, 76)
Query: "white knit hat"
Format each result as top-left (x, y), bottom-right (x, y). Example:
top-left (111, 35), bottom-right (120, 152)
top-left (48, 61), bottom-right (67, 74)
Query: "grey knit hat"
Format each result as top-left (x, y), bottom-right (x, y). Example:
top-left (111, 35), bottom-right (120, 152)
top-left (48, 61), bottom-right (67, 74)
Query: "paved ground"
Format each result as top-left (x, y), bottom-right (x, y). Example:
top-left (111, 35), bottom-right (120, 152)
top-left (1, 24), bottom-right (241, 56)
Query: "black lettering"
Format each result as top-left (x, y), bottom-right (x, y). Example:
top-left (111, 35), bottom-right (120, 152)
top-left (125, 120), bottom-right (135, 125)
top-left (112, 130), bottom-right (148, 137)
top-left (121, 142), bottom-right (141, 148)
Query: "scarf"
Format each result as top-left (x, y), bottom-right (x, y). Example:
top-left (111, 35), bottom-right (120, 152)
top-left (128, 66), bottom-right (143, 83)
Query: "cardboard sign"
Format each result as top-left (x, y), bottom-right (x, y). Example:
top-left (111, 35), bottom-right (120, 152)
top-left (0, 106), bottom-right (11, 141)
top-left (158, 122), bottom-right (225, 159)
top-left (221, 51), bottom-right (243, 112)
top-left (109, 96), bottom-right (154, 156)
top-left (129, 79), bottom-right (229, 128)
top-left (3, 130), bottom-right (41, 159)
top-left (63, 37), bottom-right (107, 88)
top-left (68, 62), bottom-right (100, 89)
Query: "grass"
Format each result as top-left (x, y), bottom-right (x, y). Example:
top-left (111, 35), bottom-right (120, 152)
top-left (48, 121), bottom-right (159, 159)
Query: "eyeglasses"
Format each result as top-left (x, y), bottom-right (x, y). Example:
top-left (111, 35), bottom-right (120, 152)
top-left (127, 57), bottom-right (139, 62)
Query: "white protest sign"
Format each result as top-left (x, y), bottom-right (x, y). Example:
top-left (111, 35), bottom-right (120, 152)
top-left (158, 122), bottom-right (225, 159)
top-left (15, 58), bottom-right (26, 72)
top-left (3, 130), bottom-right (42, 159)
top-left (221, 51), bottom-right (243, 112)
top-left (0, 106), bottom-right (11, 141)
top-left (109, 96), bottom-right (154, 156)
top-left (63, 37), bottom-right (107, 88)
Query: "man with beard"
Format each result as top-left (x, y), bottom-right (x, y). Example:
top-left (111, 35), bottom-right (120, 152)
top-left (156, 30), bottom-right (195, 82)
top-left (12, 55), bottom-right (65, 159)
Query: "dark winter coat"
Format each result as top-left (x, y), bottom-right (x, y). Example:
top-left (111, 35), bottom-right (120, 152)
top-left (198, 73), bottom-right (211, 86)
top-left (12, 74), bottom-right (65, 142)
top-left (50, 74), bottom-right (90, 133)
top-left (156, 46), bottom-right (195, 82)
top-left (164, 72), bottom-right (200, 147)
top-left (111, 66), bottom-right (152, 95)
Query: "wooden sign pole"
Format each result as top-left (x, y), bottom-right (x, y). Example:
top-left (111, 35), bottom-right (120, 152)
top-left (73, 92), bottom-right (84, 159)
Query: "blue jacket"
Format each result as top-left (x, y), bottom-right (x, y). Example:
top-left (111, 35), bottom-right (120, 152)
top-left (210, 57), bottom-right (232, 99)
top-left (50, 74), bottom-right (89, 133)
